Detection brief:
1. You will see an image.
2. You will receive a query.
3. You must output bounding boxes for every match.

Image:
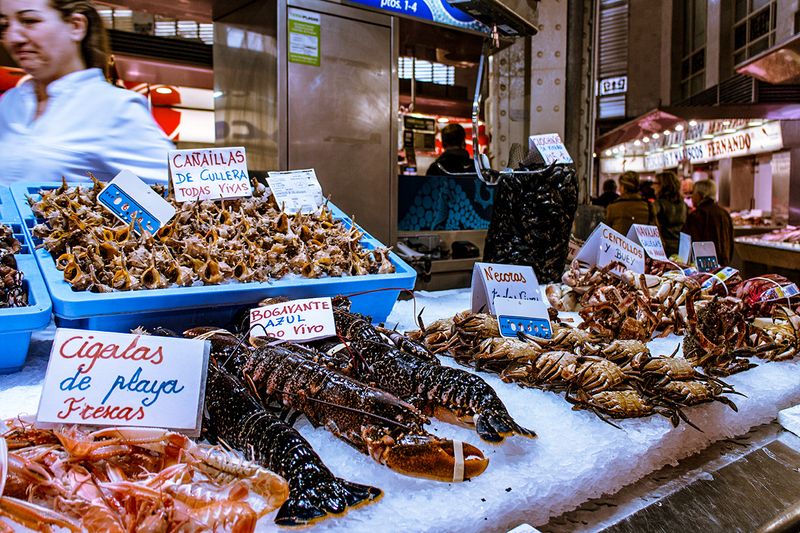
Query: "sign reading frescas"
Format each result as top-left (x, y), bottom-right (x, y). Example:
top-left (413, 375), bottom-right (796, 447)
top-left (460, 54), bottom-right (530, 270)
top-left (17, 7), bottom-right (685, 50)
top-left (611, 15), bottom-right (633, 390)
top-left (250, 297), bottom-right (336, 341)
top-left (575, 223), bottom-right (645, 275)
top-left (37, 329), bottom-right (210, 435)
top-left (169, 147), bottom-right (252, 202)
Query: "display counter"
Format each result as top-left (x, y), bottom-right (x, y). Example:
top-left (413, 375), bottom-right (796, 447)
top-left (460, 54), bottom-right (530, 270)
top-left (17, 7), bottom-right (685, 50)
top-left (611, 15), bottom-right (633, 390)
top-left (734, 237), bottom-right (800, 282)
top-left (3, 288), bottom-right (800, 532)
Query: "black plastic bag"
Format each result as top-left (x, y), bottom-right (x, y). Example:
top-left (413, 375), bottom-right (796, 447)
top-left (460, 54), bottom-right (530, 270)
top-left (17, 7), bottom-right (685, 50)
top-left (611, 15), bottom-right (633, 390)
top-left (483, 163), bottom-right (579, 282)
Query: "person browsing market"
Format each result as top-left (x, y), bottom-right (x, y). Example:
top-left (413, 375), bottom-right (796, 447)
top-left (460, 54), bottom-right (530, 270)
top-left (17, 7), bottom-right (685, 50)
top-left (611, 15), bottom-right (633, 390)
top-left (0, 0), bottom-right (174, 185)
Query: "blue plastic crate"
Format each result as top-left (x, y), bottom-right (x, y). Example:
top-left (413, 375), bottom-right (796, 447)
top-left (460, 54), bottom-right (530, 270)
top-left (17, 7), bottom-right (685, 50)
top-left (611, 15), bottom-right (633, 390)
top-left (11, 182), bottom-right (415, 332)
top-left (0, 195), bottom-right (53, 373)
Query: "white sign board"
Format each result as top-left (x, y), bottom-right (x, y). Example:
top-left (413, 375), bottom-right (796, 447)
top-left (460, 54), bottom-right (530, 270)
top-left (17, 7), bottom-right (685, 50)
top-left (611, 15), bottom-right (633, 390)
top-left (678, 232), bottom-right (692, 263)
top-left (97, 170), bottom-right (175, 234)
top-left (266, 169), bottom-right (325, 213)
top-left (471, 262), bottom-right (541, 315)
top-left (626, 224), bottom-right (667, 261)
top-left (575, 223), bottom-right (645, 275)
top-left (529, 133), bottom-right (574, 165)
top-left (37, 329), bottom-right (209, 435)
top-left (494, 297), bottom-right (552, 340)
top-left (169, 147), bottom-right (252, 202)
top-left (692, 241), bottom-right (718, 272)
top-left (250, 297), bottom-right (336, 341)
top-left (598, 75), bottom-right (628, 96)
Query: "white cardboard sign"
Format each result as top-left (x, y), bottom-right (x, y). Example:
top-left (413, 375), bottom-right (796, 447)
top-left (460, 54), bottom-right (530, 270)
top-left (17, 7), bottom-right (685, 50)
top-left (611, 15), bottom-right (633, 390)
top-left (692, 241), bottom-right (719, 272)
top-left (266, 169), bottom-right (324, 213)
top-left (37, 329), bottom-right (209, 435)
top-left (169, 147), bottom-right (252, 202)
top-left (678, 232), bottom-right (692, 263)
top-left (250, 297), bottom-right (336, 341)
top-left (575, 223), bottom-right (645, 275)
top-left (494, 297), bottom-right (552, 340)
top-left (471, 262), bottom-right (541, 315)
top-left (529, 133), bottom-right (574, 165)
top-left (97, 170), bottom-right (176, 234)
top-left (626, 224), bottom-right (667, 261)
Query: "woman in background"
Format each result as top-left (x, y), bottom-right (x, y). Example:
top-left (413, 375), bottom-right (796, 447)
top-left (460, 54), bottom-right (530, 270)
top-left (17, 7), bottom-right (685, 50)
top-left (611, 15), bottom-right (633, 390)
top-left (605, 171), bottom-right (655, 236)
top-left (653, 171), bottom-right (687, 257)
top-left (0, 0), bottom-right (173, 184)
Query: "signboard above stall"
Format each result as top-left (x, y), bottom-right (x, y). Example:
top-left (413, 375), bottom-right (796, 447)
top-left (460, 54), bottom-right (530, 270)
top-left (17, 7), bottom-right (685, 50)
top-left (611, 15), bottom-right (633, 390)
top-left (343, 0), bottom-right (488, 32)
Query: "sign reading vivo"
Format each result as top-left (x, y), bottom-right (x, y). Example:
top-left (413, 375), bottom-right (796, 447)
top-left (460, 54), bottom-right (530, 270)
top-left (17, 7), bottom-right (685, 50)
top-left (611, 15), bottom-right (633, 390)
top-left (344, 0), bottom-right (487, 32)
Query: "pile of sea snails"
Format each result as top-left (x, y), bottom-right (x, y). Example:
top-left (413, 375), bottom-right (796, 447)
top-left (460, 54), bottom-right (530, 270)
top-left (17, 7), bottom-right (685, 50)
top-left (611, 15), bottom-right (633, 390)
top-left (29, 178), bottom-right (394, 293)
top-left (0, 223), bottom-right (27, 308)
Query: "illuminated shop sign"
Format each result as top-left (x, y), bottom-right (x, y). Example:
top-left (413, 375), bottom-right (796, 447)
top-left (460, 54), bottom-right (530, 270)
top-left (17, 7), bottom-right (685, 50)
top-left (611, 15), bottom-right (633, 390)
top-left (598, 76), bottom-right (627, 96)
top-left (600, 121), bottom-right (783, 173)
top-left (344, 0), bottom-right (486, 32)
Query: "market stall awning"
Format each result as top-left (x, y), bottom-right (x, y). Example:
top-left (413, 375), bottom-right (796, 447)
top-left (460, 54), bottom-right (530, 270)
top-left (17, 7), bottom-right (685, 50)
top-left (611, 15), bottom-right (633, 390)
top-left (596, 103), bottom-right (800, 151)
top-left (736, 33), bottom-right (800, 85)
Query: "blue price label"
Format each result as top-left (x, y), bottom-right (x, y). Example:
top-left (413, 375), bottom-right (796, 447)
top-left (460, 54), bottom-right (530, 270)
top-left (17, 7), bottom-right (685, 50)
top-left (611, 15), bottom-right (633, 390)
top-left (98, 184), bottom-right (161, 234)
top-left (498, 315), bottom-right (552, 340)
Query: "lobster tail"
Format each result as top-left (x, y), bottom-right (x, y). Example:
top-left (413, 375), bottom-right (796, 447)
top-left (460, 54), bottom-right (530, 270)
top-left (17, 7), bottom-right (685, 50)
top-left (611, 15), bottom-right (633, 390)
top-left (274, 479), bottom-right (381, 527)
top-left (475, 411), bottom-right (537, 443)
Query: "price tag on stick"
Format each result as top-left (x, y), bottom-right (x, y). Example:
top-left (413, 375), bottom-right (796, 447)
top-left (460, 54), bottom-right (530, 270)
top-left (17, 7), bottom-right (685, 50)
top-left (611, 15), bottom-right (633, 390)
top-left (37, 329), bottom-right (210, 436)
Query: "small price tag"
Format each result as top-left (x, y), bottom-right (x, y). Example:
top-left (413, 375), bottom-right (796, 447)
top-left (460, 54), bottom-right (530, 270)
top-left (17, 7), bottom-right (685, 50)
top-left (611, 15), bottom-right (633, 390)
top-left (529, 133), bottom-right (573, 165)
top-left (250, 297), bottom-right (336, 341)
top-left (761, 283), bottom-right (800, 302)
top-left (692, 241), bottom-right (718, 272)
top-left (494, 297), bottom-right (552, 340)
top-left (471, 262), bottom-right (541, 315)
top-left (678, 232), bottom-right (692, 263)
top-left (627, 224), bottom-right (667, 261)
top-left (575, 223), bottom-right (645, 276)
top-left (98, 170), bottom-right (176, 234)
top-left (37, 329), bottom-right (210, 436)
top-left (266, 169), bottom-right (324, 214)
top-left (168, 147), bottom-right (252, 202)
top-left (701, 266), bottom-right (738, 290)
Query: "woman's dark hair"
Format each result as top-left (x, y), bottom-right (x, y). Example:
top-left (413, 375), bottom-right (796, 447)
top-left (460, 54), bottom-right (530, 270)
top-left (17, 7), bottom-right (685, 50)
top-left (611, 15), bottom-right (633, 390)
top-left (51, 1), bottom-right (110, 78)
top-left (656, 171), bottom-right (681, 202)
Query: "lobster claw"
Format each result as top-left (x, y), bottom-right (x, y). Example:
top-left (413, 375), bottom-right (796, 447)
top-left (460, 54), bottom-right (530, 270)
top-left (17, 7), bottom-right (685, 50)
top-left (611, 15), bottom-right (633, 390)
top-left (375, 435), bottom-right (488, 482)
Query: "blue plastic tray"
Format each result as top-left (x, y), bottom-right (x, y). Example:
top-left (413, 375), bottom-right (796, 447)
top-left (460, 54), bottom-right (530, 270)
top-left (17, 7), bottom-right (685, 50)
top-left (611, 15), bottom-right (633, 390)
top-left (11, 183), bottom-right (415, 332)
top-left (0, 202), bottom-right (53, 373)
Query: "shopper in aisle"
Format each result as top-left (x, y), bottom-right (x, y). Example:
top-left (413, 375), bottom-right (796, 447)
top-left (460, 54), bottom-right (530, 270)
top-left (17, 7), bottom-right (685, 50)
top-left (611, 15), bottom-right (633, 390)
top-left (653, 171), bottom-right (688, 257)
top-left (591, 178), bottom-right (619, 208)
top-left (682, 179), bottom-right (734, 265)
top-left (426, 123), bottom-right (472, 176)
top-left (0, 0), bottom-right (173, 184)
top-left (604, 171), bottom-right (655, 236)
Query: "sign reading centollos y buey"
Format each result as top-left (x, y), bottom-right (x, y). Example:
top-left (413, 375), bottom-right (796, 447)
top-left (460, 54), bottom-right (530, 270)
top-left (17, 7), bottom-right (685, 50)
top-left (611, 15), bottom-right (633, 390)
top-left (471, 262), bottom-right (542, 315)
top-left (37, 329), bottom-right (210, 436)
top-left (250, 297), bottom-right (336, 341)
top-left (626, 224), bottom-right (668, 261)
top-left (575, 223), bottom-right (645, 275)
top-left (168, 147), bottom-right (252, 202)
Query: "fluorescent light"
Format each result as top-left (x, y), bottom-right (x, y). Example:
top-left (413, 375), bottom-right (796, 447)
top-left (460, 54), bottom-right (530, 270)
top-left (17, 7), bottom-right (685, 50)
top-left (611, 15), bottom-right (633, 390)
top-left (724, 128), bottom-right (736, 134)
top-left (689, 120), bottom-right (698, 126)
top-left (671, 143), bottom-right (679, 148)
top-left (747, 119), bottom-right (764, 127)
top-left (155, 87), bottom-right (174, 94)
top-left (675, 124), bottom-right (684, 131)
top-left (437, 117), bottom-right (449, 123)
top-left (722, 120), bottom-right (731, 126)
top-left (703, 134), bottom-right (714, 139)
top-left (685, 139), bottom-right (696, 144)
top-left (213, 91), bottom-right (223, 98)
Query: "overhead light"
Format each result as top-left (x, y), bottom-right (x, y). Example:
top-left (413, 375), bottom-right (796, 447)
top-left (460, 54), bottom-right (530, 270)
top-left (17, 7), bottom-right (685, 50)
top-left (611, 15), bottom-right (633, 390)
top-left (675, 124), bottom-right (684, 131)
top-left (671, 143), bottom-right (679, 148)
top-left (689, 120), bottom-right (698, 126)
top-left (213, 91), bottom-right (224, 98)
top-left (612, 147), bottom-right (619, 154)
top-left (154, 87), bottom-right (174, 94)
top-left (685, 139), bottom-right (696, 144)
top-left (604, 149), bottom-right (612, 156)
top-left (642, 137), bottom-right (650, 143)
top-left (634, 140), bottom-right (642, 146)
top-left (652, 133), bottom-right (660, 139)
top-left (722, 120), bottom-right (731, 126)
top-left (747, 119), bottom-right (764, 127)
top-left (703, 134), bottom-right (714, 139)
top-left (592, 152), bottom-right (597, 158)
top-left (437, 117), bottom-right (450, 123)
top-left (663, 129), bottom-right (671, 135)
top-left (724, 128), bottom-right (737, 134)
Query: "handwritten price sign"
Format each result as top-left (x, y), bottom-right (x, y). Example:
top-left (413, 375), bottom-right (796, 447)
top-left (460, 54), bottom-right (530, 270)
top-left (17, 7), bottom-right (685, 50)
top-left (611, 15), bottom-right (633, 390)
top-left (37, 329), bottom-right (209, 435)
top-left (471, 262), bottom-right (541, 314)
top-left (627, 224), bottom-right (668, 261)
top-left (576, 223), bottom-right (645, 276)
top-left (250, 297), bottom-right (336, 341)
top-left (169, 147), bottom-right (252, 202)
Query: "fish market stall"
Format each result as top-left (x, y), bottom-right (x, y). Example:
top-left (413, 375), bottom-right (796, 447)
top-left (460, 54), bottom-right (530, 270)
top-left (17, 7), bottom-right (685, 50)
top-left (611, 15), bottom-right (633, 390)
top-left (735, 228), bottom-right (800, 281)
top-left (3, 288), bottom-right (800, 532)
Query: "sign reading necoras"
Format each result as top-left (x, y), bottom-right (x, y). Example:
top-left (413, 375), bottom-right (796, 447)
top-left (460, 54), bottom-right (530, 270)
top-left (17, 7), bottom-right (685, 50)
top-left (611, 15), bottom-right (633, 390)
top-left (169, 147), bottom-right (252, 202)
top-left (471, 262), bottom-right (541, 315)
top-left (529, 133), bottom-right (574, 165)
top-left (250, 297), bottom-right (336, 341)
top-left (575, 223), bottom-right (645, 276)
top-left (37, 329), bottom-right (209, 436)
top-left (626, 224), bottom-right (667, 261)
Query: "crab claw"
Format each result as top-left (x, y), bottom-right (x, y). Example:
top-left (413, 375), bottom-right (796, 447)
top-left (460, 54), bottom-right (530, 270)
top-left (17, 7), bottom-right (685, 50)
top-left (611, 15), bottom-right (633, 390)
top-left (373, 435), bottom-right (488, 482)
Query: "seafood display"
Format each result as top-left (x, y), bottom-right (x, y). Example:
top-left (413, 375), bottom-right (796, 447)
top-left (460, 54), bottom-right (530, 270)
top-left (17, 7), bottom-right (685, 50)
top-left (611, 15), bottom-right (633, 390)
top-left (483, 163), bottom-right (578, 283)
top-left (187, 327), bottom-right (489, 482)
top-left (28, 177), bottom-right (394, 292)
top-left (0, 418), bottom-right (289, 532)
top-left (0, 224), bottom-right (27, 308)
top-left (203, 360), bottom-right (382, 525)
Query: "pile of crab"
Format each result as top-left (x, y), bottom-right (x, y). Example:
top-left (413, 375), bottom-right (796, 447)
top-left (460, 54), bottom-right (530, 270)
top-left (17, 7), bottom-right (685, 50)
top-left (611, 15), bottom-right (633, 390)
top-left (408, 310), bottom-right (747, 429)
